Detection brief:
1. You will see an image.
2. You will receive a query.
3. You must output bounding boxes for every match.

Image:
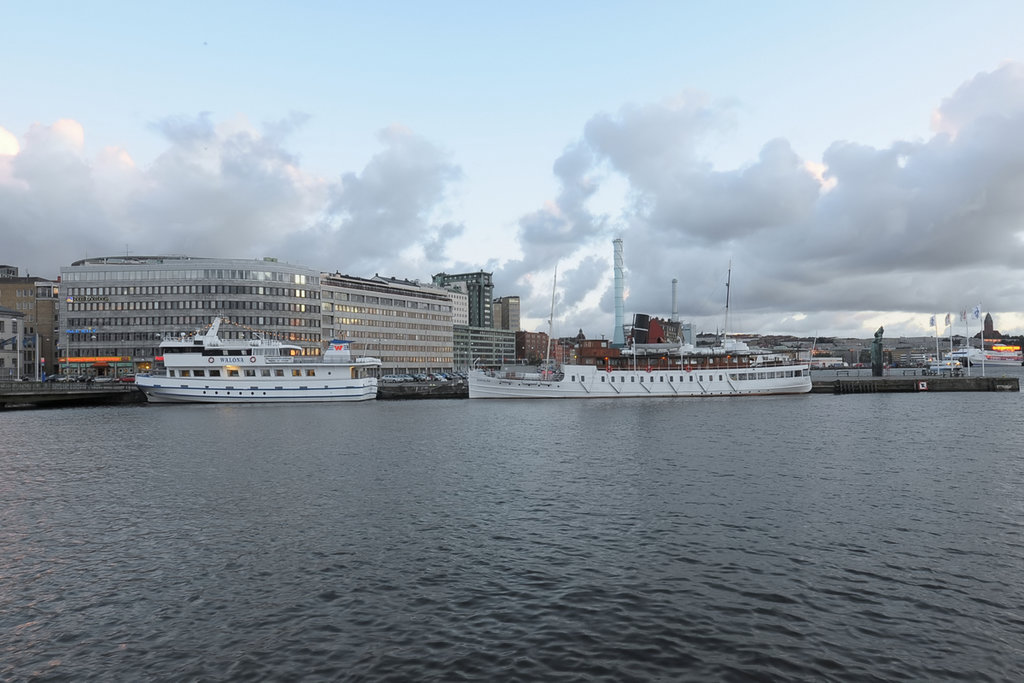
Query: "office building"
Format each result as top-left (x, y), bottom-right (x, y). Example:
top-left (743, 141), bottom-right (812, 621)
top-left (432, 271), bottom-right (493, 328)
top-left (321, 273), bottom-right (454, 373)
top-left (59, 256), bottom-right (322, 376)
top-left (493, 295), bottom-right (520, 331)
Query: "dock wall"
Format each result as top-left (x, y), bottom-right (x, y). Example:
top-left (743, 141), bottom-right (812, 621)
top-left (812, 376), bottom-right (1019, 394)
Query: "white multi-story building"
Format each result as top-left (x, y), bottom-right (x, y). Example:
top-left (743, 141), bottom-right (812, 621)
top-left (59, 256), bottom-right (322, 376)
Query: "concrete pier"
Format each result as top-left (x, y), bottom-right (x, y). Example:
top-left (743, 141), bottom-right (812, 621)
top-left (0, 381), bottom-right (146, 409)
top-left (812, 376), bottom-right (1019, 394)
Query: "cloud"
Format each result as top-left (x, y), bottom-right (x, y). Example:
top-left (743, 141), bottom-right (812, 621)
top-left (931, 62), bottom-right (1024, 136)
top-left (5, 62), bottom-right (1024, 339)
top-left (505, 65), bottom-right (1024, 338)
top-left (293, 124), bottom-right (464, 275)
top-left (0, 115), bottom-right (465, 280)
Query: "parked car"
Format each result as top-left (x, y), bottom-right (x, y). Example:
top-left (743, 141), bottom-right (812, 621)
top-left (119, 375), bottom-right (136, 383)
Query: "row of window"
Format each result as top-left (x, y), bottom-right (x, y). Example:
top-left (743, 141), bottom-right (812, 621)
top-left (323, 294), bottom-right (451, 310)
top-left (327, 314), bottom-right (450, 328)
top-left (63, 269), bottom-right (316, 284)
top-left (65, 316), bottom-right (319, 330)
top-left (173, 368), bottom-right (317, 378)
top-left (67, 285), bottom-right (318, 298)
top-left (572, 369), bottom-right (804, 383)
top-left (68, 300), bottom-right (318, 313)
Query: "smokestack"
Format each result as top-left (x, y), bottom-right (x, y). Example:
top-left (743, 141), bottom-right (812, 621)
top-left (613, 238), bottom-right (625, 345)
top-left (671, 278), bottom-right (678, 322)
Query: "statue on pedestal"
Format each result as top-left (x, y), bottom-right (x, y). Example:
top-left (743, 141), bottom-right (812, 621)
top-left (871, 326), bottom-right (884, 377)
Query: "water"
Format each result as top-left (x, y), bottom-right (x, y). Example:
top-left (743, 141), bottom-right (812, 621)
top-left (3, 385), bottom-right (1024, 681)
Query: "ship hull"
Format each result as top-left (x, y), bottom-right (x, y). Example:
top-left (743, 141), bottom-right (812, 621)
top-left (135, 376), bottom-right (378, 403)
top-left (469, 364), bottom-right (811, 399)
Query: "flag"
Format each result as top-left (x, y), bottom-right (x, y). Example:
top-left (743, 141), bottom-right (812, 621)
top-left (929, 315), bottom-right (935, 327)
top-left (944, 313), bottom-right (951, 326)
top-left (960, 309), bottom-right (967, 322)
top-left (972, 304), bottom-right (981, 319)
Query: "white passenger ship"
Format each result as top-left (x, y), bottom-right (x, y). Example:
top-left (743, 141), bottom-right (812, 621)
top-left (469, 337), bottom-right (811, 399)
top-left (949, 345), bottom-right (1023, 367)
top-left (136, 318), bottom-right (381, 403)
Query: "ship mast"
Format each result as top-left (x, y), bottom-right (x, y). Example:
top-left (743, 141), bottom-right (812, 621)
top-left (544, 263), bottom-right (558, 368)
top-left (723, 260), bottom-right (732, 343)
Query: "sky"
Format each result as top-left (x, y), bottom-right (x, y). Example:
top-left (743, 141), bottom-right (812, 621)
top-left (3, 1), bottom-right (1024, 340)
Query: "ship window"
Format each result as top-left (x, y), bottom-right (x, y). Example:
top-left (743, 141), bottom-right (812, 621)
top-left (292, 369), bottom-right (302, 377)
top-left (193, 370), bottom-right (205, 377)
top-left (228, 369), bottom-right (239, 377)
top-left (275, 369), bottom-right (284, 377)
top-left (660, 376), bottom-right (664, 382)
top-left (168, 370), bottom-right (176, 377)
top-left (631, 376), bottom-right (635, 382)
top-left (601, 376), bottom-right (606, 382)
top-left (245, 369), bottom-right (256, 377)
top-left (261, 369), bottom-right (271, 376)
top-left (689, 376), bottom-right (694, 382)
top-left (180, 370), bottom-right (190, 377)
top-left (306, 369), bottom-right (315, 377)
top-left (719, 375), bottom-right (723, 381)
top-left (210, 370), bottom-right (221, 377)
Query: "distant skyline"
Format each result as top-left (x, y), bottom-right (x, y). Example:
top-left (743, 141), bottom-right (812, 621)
top-left (3, 1), bottom-right (1024, 338)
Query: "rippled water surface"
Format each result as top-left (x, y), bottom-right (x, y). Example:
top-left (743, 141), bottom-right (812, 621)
top-left (3, 384), bottom-right (1024, 681)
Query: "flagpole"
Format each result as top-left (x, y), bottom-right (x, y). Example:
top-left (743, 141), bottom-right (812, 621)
top-left (947, 314), bottom-right (952, 359)
top-left (981, 306), bottom-right (986, 377)
top-left (974, 303), bottom-right (984, 377)
top-left (963, 310), bottom-right (971, 377)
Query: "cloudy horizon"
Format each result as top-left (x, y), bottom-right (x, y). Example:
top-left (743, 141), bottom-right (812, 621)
top-left (3, 3), bottom-right (1024, 339)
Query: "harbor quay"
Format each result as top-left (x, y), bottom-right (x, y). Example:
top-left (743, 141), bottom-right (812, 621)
top-left (3, 373), bottom-right (1018, 409)
top-left (812, 375), bottom-right (1020, 394)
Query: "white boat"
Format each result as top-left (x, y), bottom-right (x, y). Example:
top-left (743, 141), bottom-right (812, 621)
top-left (469, 337), bottom-right (811, 399)
top-left (135, 318), bottom-right (381, 403)
top-left (949, 345), bottom-right (1023, 367)
top-left (924, 359), bottom-right (963, 376)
